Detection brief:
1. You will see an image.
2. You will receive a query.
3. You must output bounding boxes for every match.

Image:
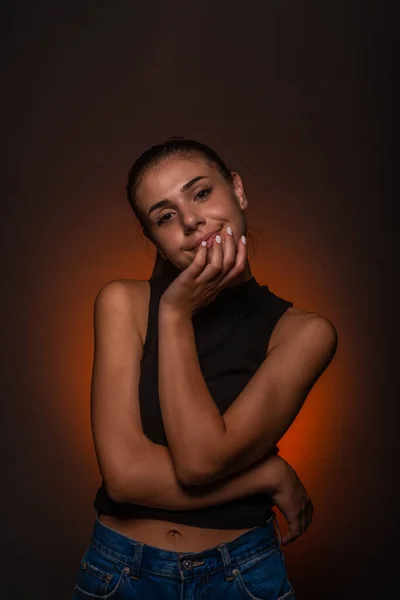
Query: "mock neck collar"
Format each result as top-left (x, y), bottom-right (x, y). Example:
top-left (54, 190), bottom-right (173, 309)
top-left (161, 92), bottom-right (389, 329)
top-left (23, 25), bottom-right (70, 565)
top-left (150, 266), bottom-right (260, 313)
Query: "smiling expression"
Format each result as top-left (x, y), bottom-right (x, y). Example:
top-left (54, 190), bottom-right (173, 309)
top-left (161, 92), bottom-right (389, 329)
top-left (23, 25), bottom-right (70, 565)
top-left (136, 154), bottom-right (249, 270)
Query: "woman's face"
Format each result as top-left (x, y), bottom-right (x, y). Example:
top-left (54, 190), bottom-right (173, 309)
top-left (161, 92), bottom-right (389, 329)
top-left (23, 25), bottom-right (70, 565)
top-left (136, 154), bottom-right (248, 271)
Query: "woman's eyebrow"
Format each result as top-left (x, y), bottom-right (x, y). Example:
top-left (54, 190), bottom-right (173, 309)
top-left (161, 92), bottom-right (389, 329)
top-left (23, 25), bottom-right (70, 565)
top-left (181, 175), bottom-right (208, 193)
top-left (148, 176), bottom-right (209, 216)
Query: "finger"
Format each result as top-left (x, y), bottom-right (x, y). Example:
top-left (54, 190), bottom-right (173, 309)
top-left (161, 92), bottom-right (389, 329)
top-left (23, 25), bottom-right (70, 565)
top-left (186, 241), bottom-right (209, 278)
top-left (219, 234), bottom-right (247, 286)
top-left (299, 508), bottom-right (307, 535)
top-left (237, 234), bottom-right (248, 268)
top-left (282, 516), bottom-right (302, 546)
top-left (220, 226), bottom-right (237, 277)
top-left (283, 530), bottom-right (301, 545)
top-left (196, 234), bottom-right (224, 283)
top-left (231, 234), bottom-right (247, 276)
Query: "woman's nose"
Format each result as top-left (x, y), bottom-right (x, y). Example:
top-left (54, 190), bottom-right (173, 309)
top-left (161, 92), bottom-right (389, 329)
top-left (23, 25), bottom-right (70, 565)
top-left (181, 211), bottom-right (205, 232)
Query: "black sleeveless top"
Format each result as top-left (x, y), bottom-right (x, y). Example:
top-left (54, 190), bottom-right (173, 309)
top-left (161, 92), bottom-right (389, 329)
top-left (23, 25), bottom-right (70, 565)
top-left (93, 272), bottom-right (293, 528)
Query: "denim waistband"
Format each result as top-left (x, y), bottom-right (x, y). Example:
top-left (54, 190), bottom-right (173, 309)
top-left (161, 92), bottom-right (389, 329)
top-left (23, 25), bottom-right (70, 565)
top-left (91, 513), bottom-right (280, 581)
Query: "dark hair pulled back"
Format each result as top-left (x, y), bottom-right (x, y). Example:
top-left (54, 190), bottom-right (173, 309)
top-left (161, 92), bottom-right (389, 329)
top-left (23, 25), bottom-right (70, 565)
top-left (126, 137), bottom-right (254, 279)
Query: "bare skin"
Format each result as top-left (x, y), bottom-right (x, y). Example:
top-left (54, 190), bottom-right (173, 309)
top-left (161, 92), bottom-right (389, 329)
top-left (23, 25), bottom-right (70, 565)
top-left (99, 279), bottom-right (267, 552)
top-left (95, 155), bottom-right (333, 552)
top-left (98, 159), bottom-right (264, 550)
top-left (99, 515), bottom-right (259, 552)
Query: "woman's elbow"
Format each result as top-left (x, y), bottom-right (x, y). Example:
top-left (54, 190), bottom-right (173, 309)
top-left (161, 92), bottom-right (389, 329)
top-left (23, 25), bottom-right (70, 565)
top-left (176, 458), bottom-right (217, 487)
top-left (103, 475), bottom-right (126, 503)
top-left (101, 460), bottom-right (135, 503)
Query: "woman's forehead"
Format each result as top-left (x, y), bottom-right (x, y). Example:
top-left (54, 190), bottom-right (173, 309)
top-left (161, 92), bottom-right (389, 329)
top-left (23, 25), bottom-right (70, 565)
top-left (138, 156), bottom-right (217, 198)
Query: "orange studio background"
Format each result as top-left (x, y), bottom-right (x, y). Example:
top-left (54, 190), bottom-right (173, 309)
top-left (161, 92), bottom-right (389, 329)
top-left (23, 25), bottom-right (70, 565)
top-left (2, 2), bottom-right (393, 599)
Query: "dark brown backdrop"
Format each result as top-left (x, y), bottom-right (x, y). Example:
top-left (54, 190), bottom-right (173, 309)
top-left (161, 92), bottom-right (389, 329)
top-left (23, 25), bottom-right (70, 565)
top-left (2, 1), bottom-right (395, 599)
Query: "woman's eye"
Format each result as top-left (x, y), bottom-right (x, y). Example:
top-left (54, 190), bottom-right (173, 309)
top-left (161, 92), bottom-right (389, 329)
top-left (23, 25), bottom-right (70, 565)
top-left (156, 212), bottom-right (173, 226)
top-left (155, 188), bottom-right (212, 226)
top-left (195, 187), bottom-right (212, 200)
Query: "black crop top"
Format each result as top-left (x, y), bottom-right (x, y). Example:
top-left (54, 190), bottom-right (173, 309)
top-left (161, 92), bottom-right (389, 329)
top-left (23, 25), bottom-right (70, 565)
top-left (93, 272), bottom-right (293, 529)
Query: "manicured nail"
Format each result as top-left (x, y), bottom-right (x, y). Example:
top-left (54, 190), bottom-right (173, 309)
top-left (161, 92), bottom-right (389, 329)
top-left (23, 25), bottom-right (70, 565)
top-left (241, 235), bottom-right (246, 245)
top-left (226, 226), bottom-right (233, 235)
top-left (215, 235), bottom-right (221, 244)
top-left (201, 241), bottom-right (207, 246)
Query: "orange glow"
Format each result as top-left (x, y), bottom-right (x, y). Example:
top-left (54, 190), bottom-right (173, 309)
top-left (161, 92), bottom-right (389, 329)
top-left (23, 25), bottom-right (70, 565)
top-left (35, 217), bottom-right (354, 545)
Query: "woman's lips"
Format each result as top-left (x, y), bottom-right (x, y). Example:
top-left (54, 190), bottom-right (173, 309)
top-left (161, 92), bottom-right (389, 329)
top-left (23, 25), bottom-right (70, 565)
top-left (191, 229), bottom-right (221, 250)
top-left (205, 232), bottom-right (219, 247)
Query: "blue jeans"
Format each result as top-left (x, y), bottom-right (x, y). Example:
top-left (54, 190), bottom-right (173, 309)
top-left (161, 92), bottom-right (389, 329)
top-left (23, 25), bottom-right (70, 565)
top-left (73, 514), bottom-right (295, 599)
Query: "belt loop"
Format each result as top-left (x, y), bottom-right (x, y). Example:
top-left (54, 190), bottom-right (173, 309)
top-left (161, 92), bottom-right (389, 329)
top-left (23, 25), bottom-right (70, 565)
top-left (272, 512), bottom-right (282, 546)
top-left (129, 542), bottom-right (144, 580)
top-left (217, 544), bottom-right (235, 582)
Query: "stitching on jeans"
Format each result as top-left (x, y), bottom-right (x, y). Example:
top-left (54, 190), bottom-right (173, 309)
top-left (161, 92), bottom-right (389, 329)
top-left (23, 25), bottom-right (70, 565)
top-left (137, 545), bottom-right (278, 580)
top-left (277, 588), bottom-right (295, 600)
top-left (90, 540), bottom-right (129, 569)
top-left (234, 570), bottom-right (264, 600)
top-left (233, 543), bottom-right (278, 570)
top-left (75, 568), bottom-right (126, 600)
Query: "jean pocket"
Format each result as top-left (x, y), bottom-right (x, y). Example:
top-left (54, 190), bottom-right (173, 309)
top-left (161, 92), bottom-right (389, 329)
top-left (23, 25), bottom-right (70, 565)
top-left (73, 543), bottom-right (127, 599)
top-left (233, 545), bottom-right (295, 600)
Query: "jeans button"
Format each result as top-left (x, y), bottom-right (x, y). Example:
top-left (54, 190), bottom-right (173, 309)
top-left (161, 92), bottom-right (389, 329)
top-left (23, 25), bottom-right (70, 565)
top-left (182, 559), bottom-right (193, 570)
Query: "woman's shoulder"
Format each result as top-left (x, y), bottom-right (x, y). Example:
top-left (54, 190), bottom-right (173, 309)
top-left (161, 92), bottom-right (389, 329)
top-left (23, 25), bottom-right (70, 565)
top-left (268, 305), bottom-right (337, 355)
top-left (95, 278), bottom-right (150, 302)
top-left (94, 279), bottom-right (151, 346)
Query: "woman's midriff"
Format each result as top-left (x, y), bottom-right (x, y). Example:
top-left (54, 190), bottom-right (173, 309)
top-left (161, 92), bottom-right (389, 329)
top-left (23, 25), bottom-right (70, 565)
top-left (99, 515), bottom-right (255, 552)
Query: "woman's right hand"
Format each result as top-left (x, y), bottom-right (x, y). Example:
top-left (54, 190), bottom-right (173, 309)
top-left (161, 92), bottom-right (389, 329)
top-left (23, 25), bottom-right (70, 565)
top-left (265, 456), bottom-right (314, 545)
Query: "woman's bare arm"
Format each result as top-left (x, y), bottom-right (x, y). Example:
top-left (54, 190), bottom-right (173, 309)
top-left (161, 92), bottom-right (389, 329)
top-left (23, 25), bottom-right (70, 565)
top-left (90, 278), bottom-right (310, 543)
top-left (116, 439), bottom-right (312, 546)
top-left (158, 304), bottom-right (337, 485)
top-left (90, 279), bottom-right (279, 505)
top-left (115, 438), bottom-right (283, 509)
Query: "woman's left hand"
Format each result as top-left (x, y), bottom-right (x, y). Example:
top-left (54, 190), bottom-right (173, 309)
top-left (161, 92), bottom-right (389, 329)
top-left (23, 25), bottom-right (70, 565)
top-left (268, 458), bottom-right (314, 546)
top-left (159, 227), bottom-right (247, 318)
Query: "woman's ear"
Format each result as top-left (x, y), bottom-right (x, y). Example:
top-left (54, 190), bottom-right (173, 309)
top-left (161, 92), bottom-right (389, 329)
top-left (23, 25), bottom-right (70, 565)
top-left (231, 171), bottom-right (248, 210)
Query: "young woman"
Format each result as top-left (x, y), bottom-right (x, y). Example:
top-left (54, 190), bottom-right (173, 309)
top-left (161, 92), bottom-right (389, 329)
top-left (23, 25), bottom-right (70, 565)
top-left (73, 138), bottom-right (337, 600)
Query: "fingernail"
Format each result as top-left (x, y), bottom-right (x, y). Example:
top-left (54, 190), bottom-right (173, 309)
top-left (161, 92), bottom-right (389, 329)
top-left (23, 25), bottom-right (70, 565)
top-left (215, 235), bottom-right (221, 244)
top-left (241, 235), bottom-right (246, 245)
top-left (226, 226), bottom-right (232, 235)
top-left (201, 241), bottom-right (207, 246)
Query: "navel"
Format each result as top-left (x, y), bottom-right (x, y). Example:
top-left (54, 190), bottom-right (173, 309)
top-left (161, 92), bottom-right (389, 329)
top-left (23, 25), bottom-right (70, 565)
top-left (167, 528), bottom-right (182, 536)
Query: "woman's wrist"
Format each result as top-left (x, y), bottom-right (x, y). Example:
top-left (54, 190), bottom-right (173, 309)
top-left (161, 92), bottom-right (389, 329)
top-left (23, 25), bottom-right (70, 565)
top-left (260, 454), bottom-right (290, 495)
top-left (159, 300), bottom-right (192, 323)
